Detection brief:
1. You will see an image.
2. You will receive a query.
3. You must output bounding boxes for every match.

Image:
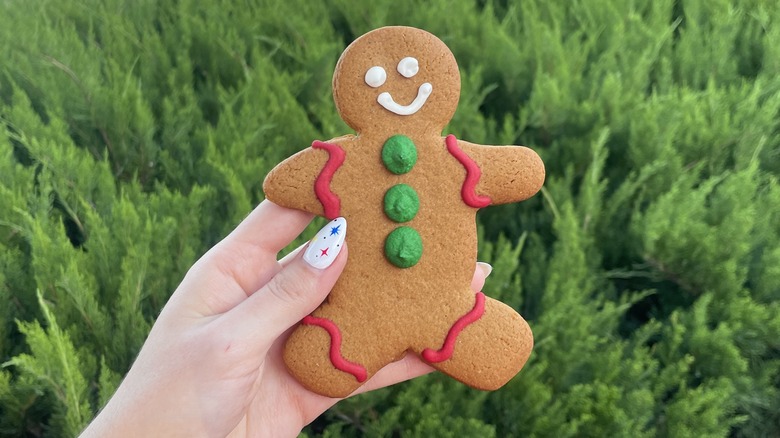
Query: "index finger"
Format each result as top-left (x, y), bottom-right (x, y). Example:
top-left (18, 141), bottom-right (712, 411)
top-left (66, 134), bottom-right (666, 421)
top-left (224, 200), bottom-right (314, 256)
top-left (176, 201), bottom-right (315, 315)
top-left (214, 200), bottom-right (314, 294)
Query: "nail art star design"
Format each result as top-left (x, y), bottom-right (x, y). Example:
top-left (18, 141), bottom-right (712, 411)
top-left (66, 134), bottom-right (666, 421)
top-left (302, 217), bottom-right (346, 270)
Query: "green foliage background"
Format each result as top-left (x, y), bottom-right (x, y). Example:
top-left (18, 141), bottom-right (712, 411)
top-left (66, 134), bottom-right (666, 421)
top-left (1, 0), bottom-right (779, 436)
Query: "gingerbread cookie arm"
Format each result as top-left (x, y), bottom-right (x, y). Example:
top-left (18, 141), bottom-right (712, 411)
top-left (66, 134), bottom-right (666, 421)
top-left (263, 140), bottom-right (347, 217)
top-left (449, 136), bottom-right (545, 206)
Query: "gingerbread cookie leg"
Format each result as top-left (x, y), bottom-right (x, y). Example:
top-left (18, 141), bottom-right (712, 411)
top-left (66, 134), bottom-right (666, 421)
top-left (284, 305), bottom-right (400, 398)
top-left (284, 324), bottom-right (365, 397)
top-left (416, 293), bottom-right (533, 391)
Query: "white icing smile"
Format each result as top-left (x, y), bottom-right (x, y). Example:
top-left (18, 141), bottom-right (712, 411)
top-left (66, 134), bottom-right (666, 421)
top-left (364, 57), bottom-right (432, 116)
top-left (377, 82), bottom-right (432, 116)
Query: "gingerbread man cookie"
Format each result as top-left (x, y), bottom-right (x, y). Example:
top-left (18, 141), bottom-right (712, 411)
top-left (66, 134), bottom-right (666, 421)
top-left (263, 26), bottom-right (545, 397)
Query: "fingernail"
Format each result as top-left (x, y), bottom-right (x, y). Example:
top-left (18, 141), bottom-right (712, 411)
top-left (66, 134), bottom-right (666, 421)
top-left (477, 262), bottom-right (493, 278)
top-left (303, 217), bottom-right (347, 269)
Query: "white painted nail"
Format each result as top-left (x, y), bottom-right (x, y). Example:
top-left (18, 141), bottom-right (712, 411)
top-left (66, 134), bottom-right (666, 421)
top-left (303, 217), bottom-right (347, 269)
top-left (477, 262), bottom-right (493, 278)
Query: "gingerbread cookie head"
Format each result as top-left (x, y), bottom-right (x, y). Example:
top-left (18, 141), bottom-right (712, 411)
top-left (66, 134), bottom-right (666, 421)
top-left (332, 26), bottom-right (461, 134)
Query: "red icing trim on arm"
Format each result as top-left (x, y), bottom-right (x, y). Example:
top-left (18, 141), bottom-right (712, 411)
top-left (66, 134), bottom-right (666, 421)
top-left (445, 135), bottom-right (491, 208)
top-left (302, 315), bottom-right (368, 382)
top-left (312, 141), bottom-right (346, 219)
top-left (422, 292), bottom-right (486, 363)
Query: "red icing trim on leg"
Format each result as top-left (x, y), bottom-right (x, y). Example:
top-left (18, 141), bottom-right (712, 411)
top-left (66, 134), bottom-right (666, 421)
top-left (312, 141), bottom-right (346, 219)
top-left (302, 315), bottom-right (368, 383)
top-left (422, 292), bottom-right (486, 363)
top-left (445, 135), bottom-right (491, 208)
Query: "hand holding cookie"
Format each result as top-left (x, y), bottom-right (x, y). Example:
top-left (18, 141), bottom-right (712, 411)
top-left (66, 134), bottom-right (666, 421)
top-left (81, 201), bottom-right (492, 436)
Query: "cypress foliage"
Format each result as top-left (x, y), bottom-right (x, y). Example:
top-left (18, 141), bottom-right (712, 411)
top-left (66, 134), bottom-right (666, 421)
top-left (1, 0), bottom-right (779, 436)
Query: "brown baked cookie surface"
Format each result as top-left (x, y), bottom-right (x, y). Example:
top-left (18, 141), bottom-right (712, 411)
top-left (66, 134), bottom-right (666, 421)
top-left (263, 26), bottom-right (544, 398)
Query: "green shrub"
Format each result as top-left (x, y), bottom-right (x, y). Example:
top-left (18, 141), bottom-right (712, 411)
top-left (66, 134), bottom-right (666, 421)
top-left (1, 0), bottom-right (778, 436)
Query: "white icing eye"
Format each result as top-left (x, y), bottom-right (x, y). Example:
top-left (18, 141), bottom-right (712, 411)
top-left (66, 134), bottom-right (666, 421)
top-left (397, 57), bottom-right (419, 78)
top-left (365, 66), bottom-right (387, 88)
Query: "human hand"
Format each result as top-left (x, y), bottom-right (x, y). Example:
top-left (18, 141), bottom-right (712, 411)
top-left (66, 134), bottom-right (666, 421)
top-left (81, 201), bottom-right (491, 437)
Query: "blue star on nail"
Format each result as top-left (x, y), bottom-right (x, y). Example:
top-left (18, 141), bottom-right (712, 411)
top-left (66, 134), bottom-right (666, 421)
top-left (330, 225), bottom-right (341, 236)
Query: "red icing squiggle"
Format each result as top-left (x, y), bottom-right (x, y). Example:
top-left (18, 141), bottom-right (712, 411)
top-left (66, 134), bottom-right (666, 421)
top-left (422, 292), bottom-right (486, 363)
top-left (445, 135), bottom-right (491, 208)
top-left (302, 315), bottom-right (368, 382)
top-left (312, 141), bottom-right (346, 219)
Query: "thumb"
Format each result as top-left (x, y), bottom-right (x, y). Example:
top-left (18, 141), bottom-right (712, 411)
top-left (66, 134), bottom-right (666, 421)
top-left (223, 218), bottom-right (348, 348)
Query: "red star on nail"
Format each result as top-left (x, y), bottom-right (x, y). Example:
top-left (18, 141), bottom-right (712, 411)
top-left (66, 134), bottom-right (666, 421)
top-left (320, 247), bottom-right (329, 257)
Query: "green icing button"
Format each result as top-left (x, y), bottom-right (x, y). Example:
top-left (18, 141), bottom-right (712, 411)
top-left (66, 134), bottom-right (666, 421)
top-left (385, 226), bottom-right (423, 268)
top-left (384, 184), bottom-right (420, 223)
top-left (382, 135), bottom-right (417, 175)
